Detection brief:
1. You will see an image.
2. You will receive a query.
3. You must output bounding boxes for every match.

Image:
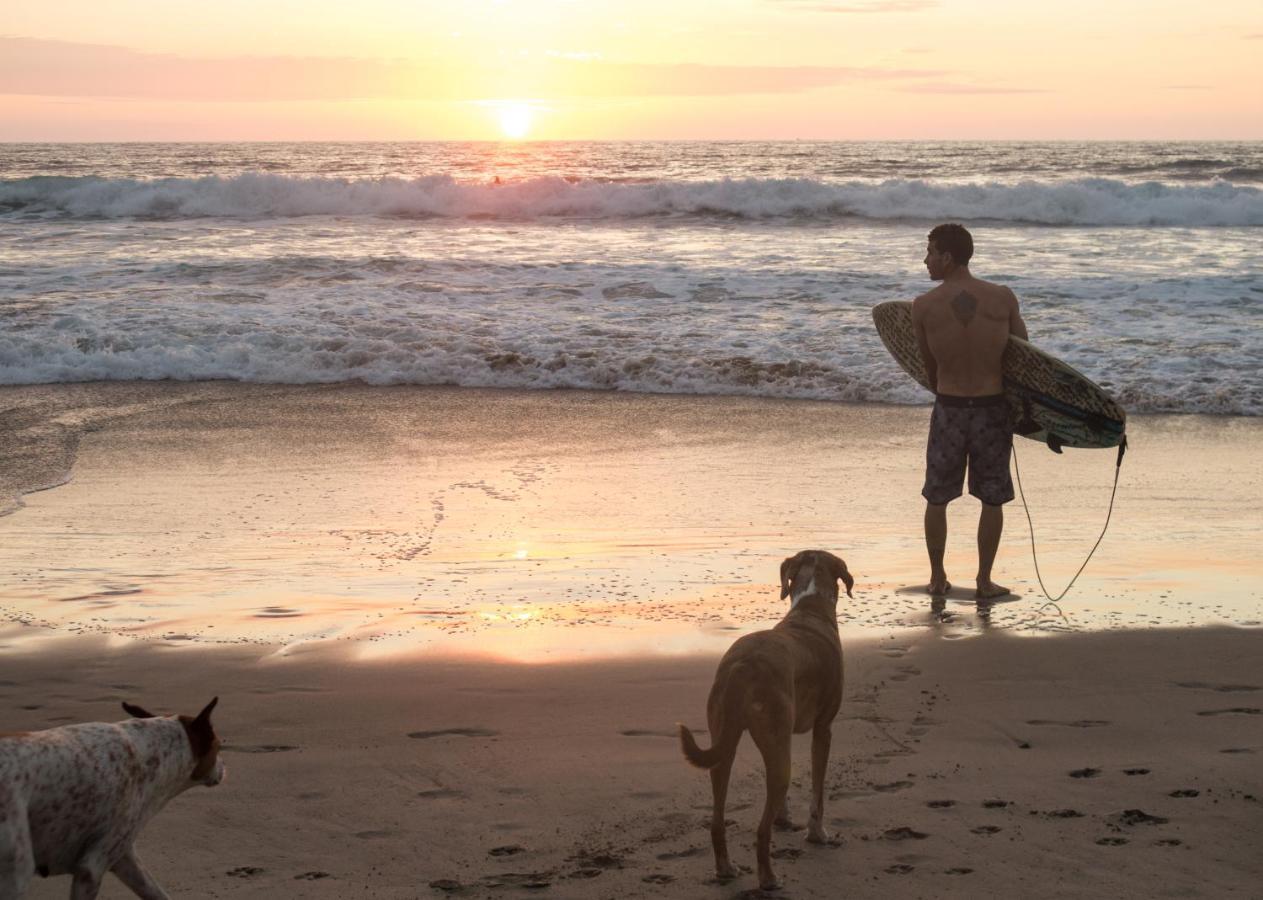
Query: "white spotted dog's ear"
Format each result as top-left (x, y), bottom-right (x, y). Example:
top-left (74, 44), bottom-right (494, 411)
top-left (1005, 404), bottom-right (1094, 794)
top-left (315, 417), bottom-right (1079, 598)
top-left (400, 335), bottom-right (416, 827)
top-left (122, 701), bottom-right (157, 719)
top-left (780, 552), bottom-right (807, 601)
top-left (195, 697), bottom-right (219, 726)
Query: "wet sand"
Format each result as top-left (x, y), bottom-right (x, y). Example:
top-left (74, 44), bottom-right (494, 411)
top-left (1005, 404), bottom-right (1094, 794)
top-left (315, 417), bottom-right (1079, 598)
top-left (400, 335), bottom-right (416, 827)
top-left (5, 626), bottom-right (1260, 899)
top-left (1, 382), bottom-right (1259, 656)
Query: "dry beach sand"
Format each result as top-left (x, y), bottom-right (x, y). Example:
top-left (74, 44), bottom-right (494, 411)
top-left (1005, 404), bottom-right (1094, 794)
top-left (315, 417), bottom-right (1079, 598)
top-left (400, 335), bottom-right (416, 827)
top-left (1, 383), bottom-right (1261, 898)
top-left (4, 628), bottom-right (1260, 899)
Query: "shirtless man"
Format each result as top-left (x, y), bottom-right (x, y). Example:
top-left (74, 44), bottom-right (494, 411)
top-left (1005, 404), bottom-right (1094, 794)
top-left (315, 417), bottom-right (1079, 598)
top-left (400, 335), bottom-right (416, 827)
top-left (911, 223), bottom-right (1027, 603)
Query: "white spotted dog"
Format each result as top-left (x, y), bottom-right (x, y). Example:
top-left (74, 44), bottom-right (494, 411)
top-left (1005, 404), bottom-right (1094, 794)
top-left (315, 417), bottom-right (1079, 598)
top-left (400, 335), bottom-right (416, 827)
top-left (0, 698), bottom-right (224, 899)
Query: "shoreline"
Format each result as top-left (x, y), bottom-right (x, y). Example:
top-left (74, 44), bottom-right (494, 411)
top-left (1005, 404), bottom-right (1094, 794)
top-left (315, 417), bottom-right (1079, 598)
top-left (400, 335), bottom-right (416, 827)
top-left (1, 381), bottom-right (1260, 657)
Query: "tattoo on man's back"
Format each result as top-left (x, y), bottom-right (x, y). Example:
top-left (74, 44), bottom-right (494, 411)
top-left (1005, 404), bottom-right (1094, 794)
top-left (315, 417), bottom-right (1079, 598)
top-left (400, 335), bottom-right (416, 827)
top-left (951, 290), bottom-right (978, 326)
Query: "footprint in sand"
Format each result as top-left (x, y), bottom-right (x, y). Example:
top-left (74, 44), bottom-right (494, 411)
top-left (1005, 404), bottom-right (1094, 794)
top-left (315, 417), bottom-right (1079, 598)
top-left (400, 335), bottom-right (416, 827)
top-left (971, 825), bottom-right (1001, 835)
top-left (655, 847), bottom-right (704, 861)
top-left (883, 827), bottom-right (929, 841)
top-left (1096, 837), bottom-right (1128, 846)
top-left (222, 744), bottom-right (298, 754)
top-left (926, 800), bottom-right (956, 808)
top-left (1195, 708), bottom-right (1261, 717)
top-left (872, 780), bottom-right (915, 793)
top-left (1174, 682), bottom-right (1260, 693)
top-left (732, 888), bottom-right (780, 900)
top-left (293, 871), bottom-right (331, 880)
top-left (1069, 768), bottom-right (1102, 779)
top-left (1155, 838), bottom-right (1183, 847)
top-left (945, 867), bottom-right (974, 875)
top-left (1026, 719), bottom-right (1110, 728)
top-left (1168, 789), bottom-right (1200, 798)
top-left (226, 867), bottom-right (264, 878)
top-left (489, 845), bottom-right (526, 857)
top-left (885, 864), bottom-right (915, 874)
top-left (1123, 768), bottom-right (1151, 776)
top-left (417, 788), bottom-right (465, 800)
top-left (566, 850), bottom-right (625, 871)
top-left (641, 873), bottom-right (675, 884)
top-left (982, 799), bottom-right (1011, 809)
top-left (1115, 809), bottom-right (1168, 826)
top-left (771, 847), bottom-right (803, 860)
top-left (1031, 809), bottom-right (1084, 819)
top-left (1220, 747), bottom-right (1254, 754)
top-left (479, 873), bottom-right (553, 889)
top-left (407, 727), bottom-right (499, 739)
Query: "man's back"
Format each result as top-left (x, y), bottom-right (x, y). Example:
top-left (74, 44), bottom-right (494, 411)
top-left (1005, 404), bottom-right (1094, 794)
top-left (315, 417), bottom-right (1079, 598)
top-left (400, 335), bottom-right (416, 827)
top-left (912, 276), bottom-right (1026, 397)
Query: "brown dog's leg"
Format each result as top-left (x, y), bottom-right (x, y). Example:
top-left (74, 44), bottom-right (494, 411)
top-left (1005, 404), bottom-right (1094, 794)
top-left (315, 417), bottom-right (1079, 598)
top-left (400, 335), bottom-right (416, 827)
top-left (709, 758), bottom-right (738, 880)
top-left (752, 728), bottom-right (792, 891)
top-left (807, 723), bottom-right (832, 844)
top-left (774, 795), bottom-right (796, 830)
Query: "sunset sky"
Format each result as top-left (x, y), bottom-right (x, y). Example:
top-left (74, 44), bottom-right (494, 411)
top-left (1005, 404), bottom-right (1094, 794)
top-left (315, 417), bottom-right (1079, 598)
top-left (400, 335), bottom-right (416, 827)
top-left (2, 0), bottom-right (1261, 141)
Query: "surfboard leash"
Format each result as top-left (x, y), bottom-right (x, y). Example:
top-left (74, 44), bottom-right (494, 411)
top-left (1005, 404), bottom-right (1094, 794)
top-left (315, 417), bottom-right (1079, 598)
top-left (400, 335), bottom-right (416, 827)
top-left (1012, 435), bottom-right (1127, 613)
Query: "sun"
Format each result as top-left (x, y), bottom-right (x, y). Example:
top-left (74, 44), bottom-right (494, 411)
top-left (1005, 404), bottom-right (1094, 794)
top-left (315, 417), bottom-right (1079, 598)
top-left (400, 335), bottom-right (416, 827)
top-left (498, 103), bottom-right (533, 140)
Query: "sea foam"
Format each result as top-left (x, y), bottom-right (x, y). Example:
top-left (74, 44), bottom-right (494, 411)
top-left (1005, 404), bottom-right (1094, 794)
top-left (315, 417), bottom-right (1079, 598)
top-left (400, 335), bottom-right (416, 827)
top-left (3, 174), bottom-right (1261, 226)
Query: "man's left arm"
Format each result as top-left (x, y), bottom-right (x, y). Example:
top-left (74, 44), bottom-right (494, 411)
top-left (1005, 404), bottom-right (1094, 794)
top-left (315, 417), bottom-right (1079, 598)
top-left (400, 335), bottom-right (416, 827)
top-left (1007, 288), bottom-right (1029, 341)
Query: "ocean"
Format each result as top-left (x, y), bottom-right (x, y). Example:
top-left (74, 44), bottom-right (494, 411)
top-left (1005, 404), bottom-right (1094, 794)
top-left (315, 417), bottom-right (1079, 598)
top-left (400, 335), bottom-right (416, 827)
top-left (2, 141), bottom-right (1261, 415)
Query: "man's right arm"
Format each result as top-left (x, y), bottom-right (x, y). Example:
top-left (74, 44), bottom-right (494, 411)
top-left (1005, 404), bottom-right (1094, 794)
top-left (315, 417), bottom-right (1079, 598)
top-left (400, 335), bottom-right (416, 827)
top-left (911, 297), bottom-right (938, 392)
top-left (1007, 288), bottom-right (1028, 341)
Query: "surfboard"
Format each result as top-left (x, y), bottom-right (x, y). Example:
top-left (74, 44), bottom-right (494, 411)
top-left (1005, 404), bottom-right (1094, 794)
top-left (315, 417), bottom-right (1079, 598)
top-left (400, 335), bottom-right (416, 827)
top-left (872, 300), bottom-right (1126, 451)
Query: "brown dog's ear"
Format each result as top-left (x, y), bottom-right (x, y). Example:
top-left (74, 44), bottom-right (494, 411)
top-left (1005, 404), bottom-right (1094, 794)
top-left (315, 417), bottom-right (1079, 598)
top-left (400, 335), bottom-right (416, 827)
top-left (122, 702), bottom-right (157, 719)
top-left (780, 552), bottom-right (806, 600)
top-left (835, 559), bottom-right (855, 599)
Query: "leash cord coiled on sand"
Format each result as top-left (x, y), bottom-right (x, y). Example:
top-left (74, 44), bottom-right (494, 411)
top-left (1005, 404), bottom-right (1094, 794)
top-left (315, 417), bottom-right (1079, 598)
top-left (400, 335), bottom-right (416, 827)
top-left (1012, 436), bottom-right (1125, 613)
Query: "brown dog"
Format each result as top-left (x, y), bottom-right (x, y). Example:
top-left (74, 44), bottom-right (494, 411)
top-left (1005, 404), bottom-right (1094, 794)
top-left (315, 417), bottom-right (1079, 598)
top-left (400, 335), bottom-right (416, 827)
top-left (679, 550), bottom-right (853, 891)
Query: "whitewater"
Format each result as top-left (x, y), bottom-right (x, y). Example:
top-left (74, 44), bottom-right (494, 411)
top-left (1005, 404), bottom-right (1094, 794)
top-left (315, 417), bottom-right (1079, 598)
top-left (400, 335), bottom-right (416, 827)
top-left (1, 141), bottom-right (1260, 415)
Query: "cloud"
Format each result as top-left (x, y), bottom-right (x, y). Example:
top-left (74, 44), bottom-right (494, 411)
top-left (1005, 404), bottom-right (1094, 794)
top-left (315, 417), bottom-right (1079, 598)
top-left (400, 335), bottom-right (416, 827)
top-left (896, 81), bottom-right (1050, 95)
top-left (0, 36), bottom-right (944, 101)
top-left (770, 0), bottom-right (938, 12)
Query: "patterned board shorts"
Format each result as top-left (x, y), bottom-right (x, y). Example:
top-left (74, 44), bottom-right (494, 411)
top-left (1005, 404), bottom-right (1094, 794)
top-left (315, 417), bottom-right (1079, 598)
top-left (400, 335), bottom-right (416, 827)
top-left (922, 394), bottom-right (1015, 506)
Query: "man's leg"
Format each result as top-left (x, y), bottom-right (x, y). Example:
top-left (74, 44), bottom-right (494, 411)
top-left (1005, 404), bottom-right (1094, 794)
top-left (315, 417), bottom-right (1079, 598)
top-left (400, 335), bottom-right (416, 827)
top-left (925, 502), bottom-right (948, 594)
top-left (976, 502), bottom-right (1008, 599)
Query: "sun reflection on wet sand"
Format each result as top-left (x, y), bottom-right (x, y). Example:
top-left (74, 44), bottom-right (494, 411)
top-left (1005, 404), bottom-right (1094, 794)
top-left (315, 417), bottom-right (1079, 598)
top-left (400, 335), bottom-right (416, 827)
top-left (0, 384), bottom-right (1259, 662)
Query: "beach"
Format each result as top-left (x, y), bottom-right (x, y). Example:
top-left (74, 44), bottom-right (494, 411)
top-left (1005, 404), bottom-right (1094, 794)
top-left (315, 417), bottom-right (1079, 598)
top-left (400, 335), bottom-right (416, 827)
top-left (2, 383), bottom-right (1261, 897)
top-left (6, 624), bottom-right (1260, 898)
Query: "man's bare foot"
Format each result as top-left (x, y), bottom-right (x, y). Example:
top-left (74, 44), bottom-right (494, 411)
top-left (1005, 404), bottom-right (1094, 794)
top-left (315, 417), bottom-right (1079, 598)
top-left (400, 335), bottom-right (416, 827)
top-left (928, 578), bottom-right (951, 596)
top-left (975, 581), bottom-right (1010, 601)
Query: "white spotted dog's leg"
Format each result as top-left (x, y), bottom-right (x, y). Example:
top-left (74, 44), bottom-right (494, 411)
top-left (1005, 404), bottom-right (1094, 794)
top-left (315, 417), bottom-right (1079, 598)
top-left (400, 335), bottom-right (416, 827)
top-left (70, 856), bottom-right (107, 900)
top-left (111, 847), bottom-right (171, 900)
top-left (0, 806), bottom-right (34, 900)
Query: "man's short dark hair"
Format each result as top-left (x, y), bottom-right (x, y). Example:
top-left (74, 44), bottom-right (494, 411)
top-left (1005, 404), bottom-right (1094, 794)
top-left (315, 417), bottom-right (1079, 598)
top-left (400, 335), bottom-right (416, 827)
top-left (928, 223), bottom-right (973, 266)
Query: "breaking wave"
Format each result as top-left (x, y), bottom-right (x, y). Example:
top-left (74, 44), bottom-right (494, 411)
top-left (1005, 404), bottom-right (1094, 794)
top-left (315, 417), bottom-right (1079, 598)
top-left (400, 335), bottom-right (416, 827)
top-left (3, 174), bottom-right (1262, 226)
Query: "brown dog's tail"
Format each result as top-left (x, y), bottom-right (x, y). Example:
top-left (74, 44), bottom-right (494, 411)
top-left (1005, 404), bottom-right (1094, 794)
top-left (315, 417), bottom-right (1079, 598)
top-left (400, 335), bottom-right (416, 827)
top-left (678, 669), bottom-right (747, 770)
